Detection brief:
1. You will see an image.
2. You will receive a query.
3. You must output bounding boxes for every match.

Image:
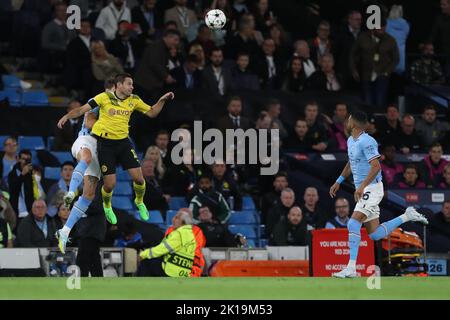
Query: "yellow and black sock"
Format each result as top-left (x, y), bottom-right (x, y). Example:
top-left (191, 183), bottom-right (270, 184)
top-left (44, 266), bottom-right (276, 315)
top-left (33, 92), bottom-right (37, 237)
top-left (101, 186), bottom-right (113, 208)
top-left (133, 181), bottom-right (146, 204)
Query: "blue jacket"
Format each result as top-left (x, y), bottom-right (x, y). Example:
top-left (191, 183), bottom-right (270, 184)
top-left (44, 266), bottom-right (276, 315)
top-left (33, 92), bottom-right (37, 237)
top-left (386, 18), bottom-right (410, 74)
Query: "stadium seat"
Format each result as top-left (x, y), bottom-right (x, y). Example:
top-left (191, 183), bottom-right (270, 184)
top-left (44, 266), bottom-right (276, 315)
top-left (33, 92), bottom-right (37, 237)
top-left (169, 197), bottom-right (187, 210)
top-left (0, 136), bottom-right (8, 147)
top-left (44, 167), bottom-right (61, 180)
top-left (242, 196), bottom-right (256, 210)
top-left (259, 238), bottom-right (268, 248)
top-left (116, 169), bottom-right (131, 181)
top-left (228, 224), bottom-right (257, 239)
top-left (52, 152), bottom-right (74, 164)
top-left (115, 182), bottom-right (132, 196)
top-left (0, 89), bottom-right (22, 106)
top-left (246, 239), bottom-right (256, 248)
top-left (46, 136), bottom-right (55, 150)
top-left (228, 211), bottom-right (257, 224)
top-left (18, 136), bottom-right (45, 150)
top-left (22, 90), bottom-right (49, 107)
top-left (147, 210), bottom-right (164, 224)
top-left (165, 210), bottom-right (177, 225)
top-left (2, 75), bottom-right (21, 88)
top-left (112, 196), bottom-right (134, 211)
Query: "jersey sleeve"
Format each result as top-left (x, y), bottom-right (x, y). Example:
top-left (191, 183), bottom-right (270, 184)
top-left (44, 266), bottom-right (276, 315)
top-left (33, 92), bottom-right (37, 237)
top-left (88, 106), bottom-right (100, 118)
top-left (88, 93), bottom-right (107, 109)
top-left (133, 95), bottom-right (152, 114)
top-left (362, 136), bottom-right (380, 162)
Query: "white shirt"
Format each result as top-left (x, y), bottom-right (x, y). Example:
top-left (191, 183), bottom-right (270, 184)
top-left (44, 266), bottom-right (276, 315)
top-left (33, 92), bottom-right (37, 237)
top-left (303, 59), bottom-right (316, 78)
top-left (79, 34), bottom-right (91, 50)
top-left (95, 2), bottom-right (131, 40)
top-left (213, 66), bottom-right (225, 95)
top-left (266, 56), bottom-right (276, 78)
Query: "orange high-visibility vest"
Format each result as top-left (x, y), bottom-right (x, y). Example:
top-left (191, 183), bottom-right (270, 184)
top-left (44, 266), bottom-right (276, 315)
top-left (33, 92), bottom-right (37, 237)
top-left (165, 225), bottom-right (206, 277)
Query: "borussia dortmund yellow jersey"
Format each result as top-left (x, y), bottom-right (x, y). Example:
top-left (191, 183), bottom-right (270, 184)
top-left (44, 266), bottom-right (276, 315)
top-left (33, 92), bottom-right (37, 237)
top-left (89, 92), bottom-right (152, 140)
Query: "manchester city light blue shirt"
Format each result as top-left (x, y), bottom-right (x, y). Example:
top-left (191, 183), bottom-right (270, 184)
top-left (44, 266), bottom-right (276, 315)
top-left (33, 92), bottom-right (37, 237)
top-left (347, 132), bottom-right (382, 189)
top-left (78, 106), bottom-right (99, 137)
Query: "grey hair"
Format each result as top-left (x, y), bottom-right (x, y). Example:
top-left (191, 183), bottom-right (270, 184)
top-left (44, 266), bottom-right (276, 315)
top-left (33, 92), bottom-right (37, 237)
top-left (389, 5), bottom-right (403, 19)
top-left (180, 210), bottom-right (193, 225)
top-left (281, 187), bottom-right (295, 195)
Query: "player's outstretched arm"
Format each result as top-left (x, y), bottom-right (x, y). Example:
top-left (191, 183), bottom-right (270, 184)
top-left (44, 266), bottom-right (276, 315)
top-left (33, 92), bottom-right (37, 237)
top-left (57, 103), bottom-right (92, 129)
top-left (329, 161), bottom-right (351, 198)
top-left (145, 92), bottom-right (175, 118)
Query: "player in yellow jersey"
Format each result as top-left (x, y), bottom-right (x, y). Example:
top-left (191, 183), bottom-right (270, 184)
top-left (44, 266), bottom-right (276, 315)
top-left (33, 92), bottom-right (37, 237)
top-left (57, 73), bottom-right (174, 224)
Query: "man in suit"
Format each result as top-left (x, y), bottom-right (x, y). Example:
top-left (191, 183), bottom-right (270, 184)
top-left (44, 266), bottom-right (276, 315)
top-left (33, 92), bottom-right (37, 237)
top-left (169, 54), bottom-right (202, 90)
top-left (254, 38), bottom-right (283, 89)
top-left (131, 0), bottom-right (164, 42)
top-left (201, 47), bottom-right (233, 98)
top-left (216, 96), bottom-right (252, 132)
top-left (134, 29), bottom-right (180, 96)
top-left (164, 0), bottom-right (197, 39)
top-left (65, 18), bottom-right (94, 99)
top-left (54, 100), bottom-right (82, 151)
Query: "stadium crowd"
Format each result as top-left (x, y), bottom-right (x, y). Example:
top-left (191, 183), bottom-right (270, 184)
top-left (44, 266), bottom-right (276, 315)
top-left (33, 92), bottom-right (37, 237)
top-left (0, 0), bottom-right (450, 260)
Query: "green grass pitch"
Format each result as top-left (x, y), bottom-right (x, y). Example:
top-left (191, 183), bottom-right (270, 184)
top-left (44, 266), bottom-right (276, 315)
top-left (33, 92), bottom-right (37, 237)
top-left (1, 277), bottom-right (450, 300)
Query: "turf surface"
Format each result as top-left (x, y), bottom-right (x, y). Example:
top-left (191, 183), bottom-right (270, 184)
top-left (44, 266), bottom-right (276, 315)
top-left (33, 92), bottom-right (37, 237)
top-left (1, 277), bottom-right (449, 300)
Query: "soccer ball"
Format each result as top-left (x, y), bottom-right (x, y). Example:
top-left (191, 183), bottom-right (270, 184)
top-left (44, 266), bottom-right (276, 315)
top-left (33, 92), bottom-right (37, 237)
top-left (204, 9), bottom-right (226, 30)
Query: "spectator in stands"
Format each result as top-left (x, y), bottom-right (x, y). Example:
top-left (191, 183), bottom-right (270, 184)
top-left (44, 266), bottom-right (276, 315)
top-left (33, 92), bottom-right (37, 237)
top-left (232, 52), bottom-right (260, 90)
top-left (0, 212), bottom-right (13, 248)
top-left (169, 54), bottom-right (202, 90)
top-left (395, 164), bottom-right (426, 189)
top-left (191, 24), bottom-right (216, 56)
top-left (284, 118), bottom-right (314, 152)
top-left (166, 149), bottom-right (204, 196)
top-left (232, 0), bottom-right (250, 16)
top-left (144, 145), bottom-right (166, 183)
top-left (266, 187), bottom-right (296, 235)
top-left (40, 3), bottom-right (76, 72)
top-left (189, 175), bottom-right (231, 223)
top-left (350, 17), bottom-right (399, 107)
top-left (114, 221), bottom-right (144, 249)
top-left (0, 191), bottom-right (16, 232)
top-left (154, 130), bottom-right (171, 168)
top-left (335, 10), bottom-right (362, 88)
top-left (380, 144), bottom-right (404, 187)
top-left (65, 18), bottom-right (95, 100)
top-left (386, 5), bottom-right (410, 75)
top-left (281, 56), bottom-right (306, 93)
top-left (15, 200), bottom-right (57, 248)
top-left (135, 29), bottom-right (180, 96)
top-left (308, 20), bottom-right (333, 65)
top-left (8, 150), bottom-right (39, 220)
top-left (393, 114), bottom-right (423, 154)
top-left (95, 0), bottom-right (131, 41)
top-left (306, 53), bottom-right (343, 91)
top-left (164, 0), bottom-right (197, 38)
top-left (293, 40), bottom-right (316, 78)
top-left (1, 136), bottom-right (18, 184)
top-left (254, 38), bottom-right (282, 89)
top-left (255, 110), bottom-right (277, 130)
top-left (188, 42), bottom-right (206, 70)
top-left (377, 104), bottom-right (401, 146)
top-left (202, 47), bottom-right (233, 97)
top-left (269, 23), bottom-right (291, 62)
top-left (271, 206), bottom-right (307, 246)
top-left (266, 99), bottom-right (288, 139)
top-left (251, 0), bottom-right (276, 34)
top-left (131, 0), bottom-right (164, 42)
top-left (409, 42), bottom-right (446, 85)
top-left (225, 13), bottom-right (262, 60)
top-left (430, 0), bottom-right (450, 59)
top-left (366, 114), bottom-right (382, 142)
top-left (167, 46), bottom-right (183, 71)
top-left (108, 20), bottom-right (142, 74)
top-left (46, 161), bottom-right (75, 217)
top-left (301, 187), bottom-right (325, 229)
top-left (260, 172), bottom-right (288, 222)
top-left (140, 159), bottom-right (169, 216)
top-left (91, 40), bottom-right (125, 87)
top-left (54, 203), bottom-right (69, 229)
top-left (217, 96), bottom-right (252, 131)
top-left (54, 100), bottom-right (83, 152)
top-left (326, 103), bottom-right (349, 152)
top-left (325, 197), bottom-right (350, 229)
top-left (427, 200), bottom-right (450, 253)
top-left (196, 206), bottom-right (246, 247)
top-left (438, 164), bottom-right (450, 189)
top-left (304, 102), bottom-right (328, 152)
top-left (419, 142), bottom-right (449, 187)
top-left (211, 160), bottom-right (242, 211)
top-left (415, 105), bottom-right (450, 148)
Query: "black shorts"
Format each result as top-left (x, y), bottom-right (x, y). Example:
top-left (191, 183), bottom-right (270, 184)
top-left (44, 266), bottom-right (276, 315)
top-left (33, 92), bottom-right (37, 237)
top-left (95, 136), bottom-right (140, 175)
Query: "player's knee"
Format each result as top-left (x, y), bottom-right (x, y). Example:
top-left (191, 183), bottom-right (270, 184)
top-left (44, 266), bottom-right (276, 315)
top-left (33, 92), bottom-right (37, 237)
top-left (83, 189), bottom-right (96, 200)
top-left (134, 178), bottom-right (145, 185)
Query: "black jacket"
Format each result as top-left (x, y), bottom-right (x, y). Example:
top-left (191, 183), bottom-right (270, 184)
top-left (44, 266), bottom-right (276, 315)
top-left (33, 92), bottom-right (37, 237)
top-left (212, 175), bottom-right (242, 211)
top-left (15, 214), bottom-right (57, 247)
top-left (266, 203), bottom-right (292, 236)
top-left (197, 222), bottom-right (237, 247)
top-left (141, 176), bottom-right (168, 214)
top-left (8, 163), bottom-right (35, 216)
top-left (169, 65), bottom-right (202, 90)
top-left (270, 218), bottom-right (308, 246)
top-left (201, 64), bottom-right (234, 97)
top-left (306, 70), bottom-right (344, 91)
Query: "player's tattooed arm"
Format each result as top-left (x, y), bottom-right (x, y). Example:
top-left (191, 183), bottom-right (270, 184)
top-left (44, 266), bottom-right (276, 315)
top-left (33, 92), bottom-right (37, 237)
top-left (145, 92), bottom-right (175, 118)
top-left (57, 103), bottom-right (92, 128)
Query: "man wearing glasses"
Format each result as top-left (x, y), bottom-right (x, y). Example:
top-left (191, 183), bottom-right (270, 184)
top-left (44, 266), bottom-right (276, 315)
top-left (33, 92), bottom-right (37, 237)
top-left (325, 197), bottom-right (350, 229)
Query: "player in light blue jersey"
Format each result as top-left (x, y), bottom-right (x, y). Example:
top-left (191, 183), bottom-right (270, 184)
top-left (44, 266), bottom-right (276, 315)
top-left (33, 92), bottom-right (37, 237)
top-left (55, 79), bottom-right (116, 253)
top-left (329, 111), bottom-right (428, 278)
